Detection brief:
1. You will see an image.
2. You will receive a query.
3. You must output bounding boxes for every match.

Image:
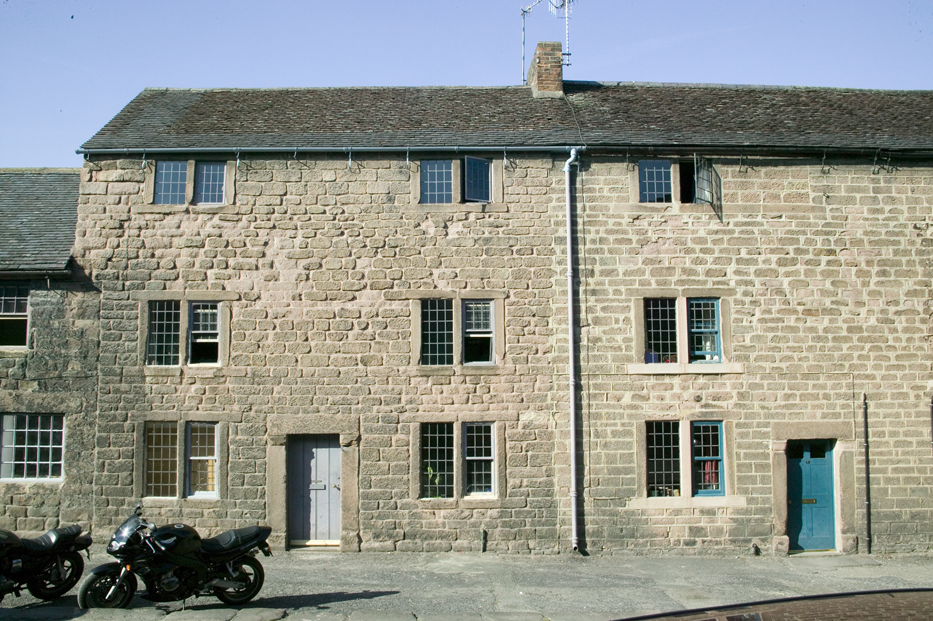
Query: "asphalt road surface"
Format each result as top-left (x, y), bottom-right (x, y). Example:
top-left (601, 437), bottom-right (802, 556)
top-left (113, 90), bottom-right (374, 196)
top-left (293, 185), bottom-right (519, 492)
top-left (3, 549), bottom-right (933, 620)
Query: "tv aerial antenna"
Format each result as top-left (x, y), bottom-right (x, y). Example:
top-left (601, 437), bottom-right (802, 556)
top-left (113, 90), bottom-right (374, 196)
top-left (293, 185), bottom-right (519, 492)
top-left (521, 0), bottom-right (577, 84)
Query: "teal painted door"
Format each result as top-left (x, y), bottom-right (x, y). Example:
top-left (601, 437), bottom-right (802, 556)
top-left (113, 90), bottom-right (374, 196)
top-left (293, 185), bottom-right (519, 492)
top-left (787, 440), bottom-right (835, 551)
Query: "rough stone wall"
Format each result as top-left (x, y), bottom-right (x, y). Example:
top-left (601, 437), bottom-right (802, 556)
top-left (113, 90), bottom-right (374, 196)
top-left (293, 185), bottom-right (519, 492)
top-left (0, 278), bottom-right (99, 534)
top-left (575, 157), bottom-right (933, 554)
top-left (74, 152), bottom-right (933, 554)
top-left (75, 154), bottom-right (566, 551)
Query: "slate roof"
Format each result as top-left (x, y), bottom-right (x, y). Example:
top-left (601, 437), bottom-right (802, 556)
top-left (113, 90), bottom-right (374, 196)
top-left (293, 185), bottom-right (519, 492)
top-left (80, 82), bottom-right (933, 155)
top-left (0, 170), bottom-right (79, 272)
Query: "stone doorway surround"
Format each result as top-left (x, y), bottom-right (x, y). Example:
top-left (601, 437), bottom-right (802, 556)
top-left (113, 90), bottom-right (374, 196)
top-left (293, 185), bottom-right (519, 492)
top-left (770, 421), bottom-right (857, 555)
top-left (266, 414), bottom-right (360, 551)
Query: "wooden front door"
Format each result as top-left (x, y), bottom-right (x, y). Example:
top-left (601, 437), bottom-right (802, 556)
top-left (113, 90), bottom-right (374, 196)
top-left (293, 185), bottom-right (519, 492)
top-left (787, 440), bottom-right (835, 551)
top-left (287, 434), bottom-right (341, 546)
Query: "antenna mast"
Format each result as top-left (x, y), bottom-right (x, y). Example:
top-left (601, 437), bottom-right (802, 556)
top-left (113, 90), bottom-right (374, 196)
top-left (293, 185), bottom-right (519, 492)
top-left (521, 0), bottom-right (576, 84)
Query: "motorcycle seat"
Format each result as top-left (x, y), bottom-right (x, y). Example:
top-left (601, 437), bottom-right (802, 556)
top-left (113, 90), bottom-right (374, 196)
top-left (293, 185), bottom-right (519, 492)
top-left (201, 526), bottom-right (262, 554)
top-left (20, 524), bottom-right (82, 552)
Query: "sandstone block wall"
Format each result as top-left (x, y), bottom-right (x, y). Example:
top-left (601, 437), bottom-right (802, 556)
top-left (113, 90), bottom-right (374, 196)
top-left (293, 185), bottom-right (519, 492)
top-left (0, 278), bottom-right (99, 534)
top-left (73, 152), bottom-right (933, 554)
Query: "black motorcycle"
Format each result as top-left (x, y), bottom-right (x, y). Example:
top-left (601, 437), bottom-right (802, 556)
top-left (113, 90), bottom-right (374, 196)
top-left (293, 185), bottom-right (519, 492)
top-left (78, 503), bottom-right (272, 608)
top-left (0, 524), bottom-right (92, 603)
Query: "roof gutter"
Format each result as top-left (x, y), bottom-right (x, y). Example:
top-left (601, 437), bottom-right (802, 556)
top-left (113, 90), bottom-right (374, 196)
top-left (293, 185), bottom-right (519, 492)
top-left (0, 269), bottom-right (72, 280)
top-left (76, 146), bottom-right (581, 156)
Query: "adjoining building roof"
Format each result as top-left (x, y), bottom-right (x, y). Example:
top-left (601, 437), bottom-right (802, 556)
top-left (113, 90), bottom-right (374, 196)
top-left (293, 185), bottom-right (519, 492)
top-left (79, 82), bottom-right (933, 155)
top-left (0, 170), bottom-right (79, 273)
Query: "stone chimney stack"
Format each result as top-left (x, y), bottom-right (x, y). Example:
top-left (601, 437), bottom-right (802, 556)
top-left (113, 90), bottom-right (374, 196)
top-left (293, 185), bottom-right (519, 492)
top-left (527, 41), bottom-right (564, 98)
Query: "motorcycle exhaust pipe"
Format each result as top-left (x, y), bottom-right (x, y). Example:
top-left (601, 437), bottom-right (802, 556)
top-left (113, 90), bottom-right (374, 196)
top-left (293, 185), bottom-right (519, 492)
top-left (205, 578), bottom-right (244, 589)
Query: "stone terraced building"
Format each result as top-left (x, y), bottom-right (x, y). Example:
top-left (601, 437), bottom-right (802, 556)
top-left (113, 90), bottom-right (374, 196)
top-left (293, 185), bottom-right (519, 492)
top-left (9, 41), bottom-right (931, 555)
top-left (0, 169), bottom-right (99, 533)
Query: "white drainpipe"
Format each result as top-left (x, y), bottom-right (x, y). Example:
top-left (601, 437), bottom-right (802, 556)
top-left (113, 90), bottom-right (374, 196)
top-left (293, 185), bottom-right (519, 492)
top-left (562, 147), bottom-right (581, 551)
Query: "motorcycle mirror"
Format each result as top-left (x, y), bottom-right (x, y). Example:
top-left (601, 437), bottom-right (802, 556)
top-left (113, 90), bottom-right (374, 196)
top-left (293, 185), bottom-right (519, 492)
top-left (134, 501), bottom-right (143, 516)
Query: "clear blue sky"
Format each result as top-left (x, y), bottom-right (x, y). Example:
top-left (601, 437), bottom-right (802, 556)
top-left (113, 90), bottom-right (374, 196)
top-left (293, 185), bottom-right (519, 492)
top-left (1, 0), bottom-right (931, 168)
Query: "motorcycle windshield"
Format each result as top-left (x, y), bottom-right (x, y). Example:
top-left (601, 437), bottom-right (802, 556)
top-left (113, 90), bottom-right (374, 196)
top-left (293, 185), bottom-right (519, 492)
top-left (112, 514), bottom-right (143, 546)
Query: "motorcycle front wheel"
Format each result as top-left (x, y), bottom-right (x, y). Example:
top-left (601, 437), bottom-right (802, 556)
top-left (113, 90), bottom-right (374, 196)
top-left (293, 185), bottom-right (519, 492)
top-left (214, 556), bottom-right (264, 605)
top-left (77, 571), bottom-right (137, 609)
top-left (27, 551), bottom-right (84, 600)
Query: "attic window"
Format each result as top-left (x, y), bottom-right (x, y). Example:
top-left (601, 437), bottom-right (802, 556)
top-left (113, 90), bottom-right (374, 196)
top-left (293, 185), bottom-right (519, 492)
top-left (419, 157), bottom-right (492, 205)
top-left (154, 162), bottom-right (187, 204)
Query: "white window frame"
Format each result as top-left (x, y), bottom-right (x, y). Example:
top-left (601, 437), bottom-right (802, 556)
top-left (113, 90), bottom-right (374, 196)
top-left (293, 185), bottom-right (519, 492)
top-left (410, 293), bottom-right (506, 371)
top-left (186, 422), bottom-right (218, 498)
top-left (139, 293), bottom-right (235, 372)
top-left (142, 419), bottom-right (227, 500)
top-left (0, 285), bottom-right (29, 349)
top-left (0, 413), bottom-right (65, 481)
top-left (415, 421), bottom-right (502, 503)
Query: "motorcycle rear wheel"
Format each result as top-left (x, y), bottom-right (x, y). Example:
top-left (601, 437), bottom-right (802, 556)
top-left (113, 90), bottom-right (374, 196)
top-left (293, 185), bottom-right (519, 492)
top-left (78, 571), bottom-right (137, 609)
top-left (27, 551), bottom-right (84, 600)
top-left (214, 556), bottom-right (264, 605)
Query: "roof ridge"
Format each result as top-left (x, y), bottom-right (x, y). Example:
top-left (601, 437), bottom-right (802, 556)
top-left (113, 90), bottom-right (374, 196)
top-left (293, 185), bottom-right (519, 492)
top-left (570, 80), bottom-right (933, 94)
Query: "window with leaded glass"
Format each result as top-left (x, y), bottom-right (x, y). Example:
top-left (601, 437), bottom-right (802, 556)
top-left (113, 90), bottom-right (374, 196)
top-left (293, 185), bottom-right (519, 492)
top-left (189, 302), bottom-right (219, 364)
top-left (644, 298), bottom-right (677, 363)
top-left (692, 422), bottom-right (723, 496)
top-left (463, 300), bottom-right (493, 364)
top-left (147, 300), bottom-right (181, 366)
top-left (464, 423), bottom-right (494, 495)
top-left (194, 162), bottom-right (225, 204)
top-left (145, 421), bottom-right (177, 497)
top-left (0, 285), bottom-right (28, 347)
top-left (154, 161), bottom-right (187, 205)
top-left (638, 160), bottom-right (672, 203)
top-left (421, 299), bottom-right (454, 365)
top-left (421, 423), bottom-right (454, 498)
top-left (646, 421), bottom-right (680, 497)
top-left (187, 422), bottom-right (217, 497)
top-left (420, 160), bottom-right (453, 204)
top-left (0, 414), bottom-right (64, 480)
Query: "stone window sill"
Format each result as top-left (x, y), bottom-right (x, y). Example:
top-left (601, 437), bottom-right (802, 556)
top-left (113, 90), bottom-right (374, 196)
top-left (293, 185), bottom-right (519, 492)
top-left (132, 204), bottom-right (238, 215)
top-left (406, 202), bottom-right (506, 213)
top-left (626, 362), bottom-right (745, 375)
top-left (626, 495), bottom-right (747, 510)
top-left (0, 347), bottom-right (28, 358)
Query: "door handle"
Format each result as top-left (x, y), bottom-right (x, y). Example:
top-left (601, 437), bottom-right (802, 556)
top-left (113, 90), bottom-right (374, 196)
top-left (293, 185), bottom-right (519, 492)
top-left (333, 484), bottom-right (340, 490)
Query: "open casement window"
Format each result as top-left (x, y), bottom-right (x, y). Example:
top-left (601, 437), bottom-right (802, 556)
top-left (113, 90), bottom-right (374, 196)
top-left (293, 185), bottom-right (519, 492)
top-left (0, 414), bottom-right (64, 480)
top-left (417, 157), bottom-right (497, 206)
top-left (694, 155), bottom-right (723, 221)
top-left (0, 285), bottom-right (28, 347)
